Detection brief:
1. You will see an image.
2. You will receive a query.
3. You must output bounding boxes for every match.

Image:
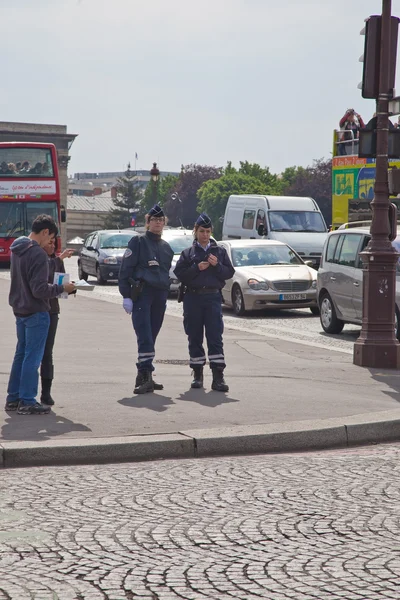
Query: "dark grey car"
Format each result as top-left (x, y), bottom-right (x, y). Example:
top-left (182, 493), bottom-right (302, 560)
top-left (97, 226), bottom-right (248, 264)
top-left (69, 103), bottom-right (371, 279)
top-left (78, 229), bottom-right (138, 284)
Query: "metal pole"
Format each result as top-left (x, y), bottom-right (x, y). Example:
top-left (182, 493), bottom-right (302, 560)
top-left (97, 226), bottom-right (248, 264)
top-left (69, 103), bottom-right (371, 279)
top-left (354, 0), bottom-right (400, 367)
top-left (150, 162), bottom-right (160, 206)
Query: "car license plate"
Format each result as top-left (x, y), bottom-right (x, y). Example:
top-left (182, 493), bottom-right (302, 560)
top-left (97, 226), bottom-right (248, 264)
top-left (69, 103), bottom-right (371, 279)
top-left (279, 293), bottom-right (307, 301)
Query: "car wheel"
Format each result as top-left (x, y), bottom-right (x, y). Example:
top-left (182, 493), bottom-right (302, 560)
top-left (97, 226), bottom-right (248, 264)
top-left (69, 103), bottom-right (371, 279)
top-left (96, 265), bottom-right (106, 285)
top-left (232, 284), bottom-right (245, 316)
top-left (319, 292), bottom-right (344, 334)
top-left (310, 306), bottom-right (320, 316)
top-left (78, 261), bottom-right (88, 282)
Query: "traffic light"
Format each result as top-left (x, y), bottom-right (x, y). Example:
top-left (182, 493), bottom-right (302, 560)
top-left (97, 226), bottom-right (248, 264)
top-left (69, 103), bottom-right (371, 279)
top-left (359, 15), bottom-right (399, 99)
top-left (359, 16), bottom-right (380, 99)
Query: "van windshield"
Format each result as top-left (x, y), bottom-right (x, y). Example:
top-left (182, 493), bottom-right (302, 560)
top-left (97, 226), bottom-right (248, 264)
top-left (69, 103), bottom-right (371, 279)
top-left (269, 211), bottom-right (326, 233)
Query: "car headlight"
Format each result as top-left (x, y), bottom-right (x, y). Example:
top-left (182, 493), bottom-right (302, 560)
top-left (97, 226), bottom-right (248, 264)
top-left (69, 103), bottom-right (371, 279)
top-left (311, 280), bottom-right (317, 289)
top-left (248, 278), bottom-right (269, 291)
top-left (103, 256), bottom-right (118, 264)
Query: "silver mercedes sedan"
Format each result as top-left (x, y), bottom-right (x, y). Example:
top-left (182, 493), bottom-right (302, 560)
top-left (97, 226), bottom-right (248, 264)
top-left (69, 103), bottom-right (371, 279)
top-left (218, 239), bottom-right (319, 316)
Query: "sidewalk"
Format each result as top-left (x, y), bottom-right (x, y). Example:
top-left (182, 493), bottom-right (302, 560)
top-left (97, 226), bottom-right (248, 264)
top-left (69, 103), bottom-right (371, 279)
top-left (1, 277), bottom-right (400, 467)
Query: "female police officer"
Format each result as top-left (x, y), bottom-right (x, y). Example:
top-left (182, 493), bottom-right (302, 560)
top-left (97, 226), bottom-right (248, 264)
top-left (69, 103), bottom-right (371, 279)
top-left (119, 204), bottom-right (173, 394)
top-left (174, 213), bottom-right (234, 391)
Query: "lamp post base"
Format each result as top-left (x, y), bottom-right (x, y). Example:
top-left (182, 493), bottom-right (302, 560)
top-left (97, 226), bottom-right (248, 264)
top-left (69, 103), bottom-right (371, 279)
top-left (353, 339), bottom-right (400, 368)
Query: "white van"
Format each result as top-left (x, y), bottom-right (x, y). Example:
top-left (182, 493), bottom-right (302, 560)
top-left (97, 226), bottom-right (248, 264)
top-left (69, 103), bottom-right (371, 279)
top-left (222, 195), bottom-right (328, 268)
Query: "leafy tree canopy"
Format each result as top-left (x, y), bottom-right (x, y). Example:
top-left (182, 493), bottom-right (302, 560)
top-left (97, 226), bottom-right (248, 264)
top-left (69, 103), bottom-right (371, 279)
top-left (197, 173), bottom-right (269, 239)
top-left (163, 164), bottom-right (222, 227)
top-left (280, 158), bottom-right (332, 226)
top-left (141, 173), bottom-right (179, 215)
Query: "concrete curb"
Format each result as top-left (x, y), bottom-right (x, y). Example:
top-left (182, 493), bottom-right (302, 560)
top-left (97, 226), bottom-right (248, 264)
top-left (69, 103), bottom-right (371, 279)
top-left (0, 434), bottom-right (195, 468)
top-left (1, 410), bottom-right (400, 468)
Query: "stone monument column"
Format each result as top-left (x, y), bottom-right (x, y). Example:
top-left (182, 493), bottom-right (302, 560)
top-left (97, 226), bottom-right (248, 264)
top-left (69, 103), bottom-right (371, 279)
top-left (57, 153), bottom-right (71, 247)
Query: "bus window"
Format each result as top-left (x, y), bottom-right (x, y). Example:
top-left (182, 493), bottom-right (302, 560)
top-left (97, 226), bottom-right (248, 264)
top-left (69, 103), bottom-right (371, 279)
top-left (0, 148), bottom-right (54, 177)
top-left (26, 202), bottom-right (59, 232)
top-left (0, 202), bottom-right (24, 238)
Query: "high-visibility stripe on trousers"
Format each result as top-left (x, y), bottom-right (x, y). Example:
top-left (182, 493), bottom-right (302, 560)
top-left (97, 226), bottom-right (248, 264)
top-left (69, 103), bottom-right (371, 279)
top-left (131, 286), bottom-right (168, 372)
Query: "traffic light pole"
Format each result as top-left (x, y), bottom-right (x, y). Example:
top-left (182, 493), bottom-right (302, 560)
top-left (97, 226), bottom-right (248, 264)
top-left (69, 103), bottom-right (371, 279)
top-left (354, 0), bottom-right (400, 368)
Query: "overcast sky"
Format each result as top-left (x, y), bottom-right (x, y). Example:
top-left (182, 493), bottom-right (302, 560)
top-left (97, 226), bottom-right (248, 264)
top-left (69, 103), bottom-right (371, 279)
top-left (1, 0), bottom-right (397, 176)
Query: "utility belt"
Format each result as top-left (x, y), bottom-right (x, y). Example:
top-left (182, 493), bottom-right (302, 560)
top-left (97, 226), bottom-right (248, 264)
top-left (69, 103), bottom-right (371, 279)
top-left (187, 287), bottom-right (220, 295)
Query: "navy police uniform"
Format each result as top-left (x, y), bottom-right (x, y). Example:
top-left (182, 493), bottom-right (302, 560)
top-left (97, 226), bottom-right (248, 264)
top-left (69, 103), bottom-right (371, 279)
top-left (174, 213), bottom-right (234, 390)
top-left (119, 205), bottom-right (173, 385)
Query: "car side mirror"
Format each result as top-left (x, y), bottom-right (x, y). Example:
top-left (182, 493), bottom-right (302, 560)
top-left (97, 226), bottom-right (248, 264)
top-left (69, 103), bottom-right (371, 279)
top-left (304, 260), bottom-right (314, 267)
top-left (86, 246), bottom-right (95, 252)
top-left (257, 224), bottom-right (267, 236)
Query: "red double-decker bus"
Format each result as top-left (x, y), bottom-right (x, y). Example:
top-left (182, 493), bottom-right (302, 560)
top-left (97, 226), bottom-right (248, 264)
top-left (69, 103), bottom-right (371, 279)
top-left (0, 141), bottom-right (65, 263)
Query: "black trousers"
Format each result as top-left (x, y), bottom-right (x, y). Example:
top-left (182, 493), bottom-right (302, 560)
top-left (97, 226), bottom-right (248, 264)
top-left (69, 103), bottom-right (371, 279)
top-left (40, 313), bottom-right (59, 380)
top-left (183, 292), bottom-right (225, 369)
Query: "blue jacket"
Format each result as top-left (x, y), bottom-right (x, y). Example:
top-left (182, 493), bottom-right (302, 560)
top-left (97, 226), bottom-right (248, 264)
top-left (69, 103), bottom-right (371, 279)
top-left (174, 239), bottom-right (234, 289)
top-left (119, 231), bottom-right (174, 297)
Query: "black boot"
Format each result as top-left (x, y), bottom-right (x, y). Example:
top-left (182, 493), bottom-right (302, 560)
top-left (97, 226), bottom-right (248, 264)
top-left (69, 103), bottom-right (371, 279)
top-left (211, 368), bottom-right (229, 392)
top-left (134, 371), bottom-right (163, 391)
top-left (40, 378), bottom-right (55, 405)
top-left (152, 376), bottom-right (164, 391)
top-left (191, 366), bottom-right (204, 389)
top-left (134, 371), bottom-right (155, 394)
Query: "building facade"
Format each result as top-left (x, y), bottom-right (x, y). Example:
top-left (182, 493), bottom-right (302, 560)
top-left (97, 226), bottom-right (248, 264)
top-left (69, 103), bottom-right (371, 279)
top-left (67, 194), bottom-right (115, 242)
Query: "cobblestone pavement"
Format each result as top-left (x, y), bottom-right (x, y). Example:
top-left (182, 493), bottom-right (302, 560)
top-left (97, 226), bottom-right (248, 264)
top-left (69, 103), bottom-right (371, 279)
top-left (0, 261), bottom-right (361, 354)
top-left (2, 444), bottom-right (400, 599)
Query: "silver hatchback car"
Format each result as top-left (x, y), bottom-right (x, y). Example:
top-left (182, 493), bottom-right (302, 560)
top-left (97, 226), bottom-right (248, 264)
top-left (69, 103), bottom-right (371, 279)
top-left (317, 226), bottom-right (400, 338)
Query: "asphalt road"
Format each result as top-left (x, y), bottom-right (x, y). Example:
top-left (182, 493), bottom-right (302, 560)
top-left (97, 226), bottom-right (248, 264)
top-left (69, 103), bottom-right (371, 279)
top-left (2, 443), bottom-right (400, 599)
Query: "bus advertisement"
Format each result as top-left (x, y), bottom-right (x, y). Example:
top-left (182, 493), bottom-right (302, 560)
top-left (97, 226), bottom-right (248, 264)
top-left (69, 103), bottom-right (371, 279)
top-left (0, 142), bottom-right (64, 263)
top-left (332, 129), bottom-right (400, 227)
top-left (332, 155), bottom-right (400, 227)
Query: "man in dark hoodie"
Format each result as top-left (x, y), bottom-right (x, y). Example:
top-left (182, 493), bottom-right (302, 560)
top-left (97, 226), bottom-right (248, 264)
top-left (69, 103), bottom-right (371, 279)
top-left (5, 214), bottom-right (76, 415)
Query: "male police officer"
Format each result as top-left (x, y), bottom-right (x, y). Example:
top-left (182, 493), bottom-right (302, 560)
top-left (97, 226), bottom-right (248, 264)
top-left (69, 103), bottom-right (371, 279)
top-left (119, 204), bottom-right (173, 394)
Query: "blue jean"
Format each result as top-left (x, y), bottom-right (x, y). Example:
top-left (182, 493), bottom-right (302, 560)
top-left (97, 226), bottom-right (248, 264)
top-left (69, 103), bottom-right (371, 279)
top-left (7, 312), bottom-right (50, 405)
top-left (131, 287), bottom-right (168, 371)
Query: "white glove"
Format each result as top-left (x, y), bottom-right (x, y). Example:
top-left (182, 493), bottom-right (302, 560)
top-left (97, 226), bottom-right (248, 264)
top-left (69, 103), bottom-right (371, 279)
top-left (123, 298), bottom-right (133, 314)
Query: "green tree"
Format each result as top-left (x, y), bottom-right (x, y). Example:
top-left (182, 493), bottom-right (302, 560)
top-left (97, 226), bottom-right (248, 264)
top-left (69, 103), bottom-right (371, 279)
top-left (160, 174), bottom-right (180, 205)
top-left (164, 164), bottom-right (222, 227)
top-left (142, 179), bottom-right (162, 215)
top-left (197, 173), bottom-right (269, 239)
top-left (278, 166), bottom-right (300, 191)
top-left (238, 161), bottom-right (282, 194)
top-left (141, 173), bottom-right (180, 214)
top-left (281, 158), bottom-right (332, 225)
top-left (102, 164), bottom-right (143, 228)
